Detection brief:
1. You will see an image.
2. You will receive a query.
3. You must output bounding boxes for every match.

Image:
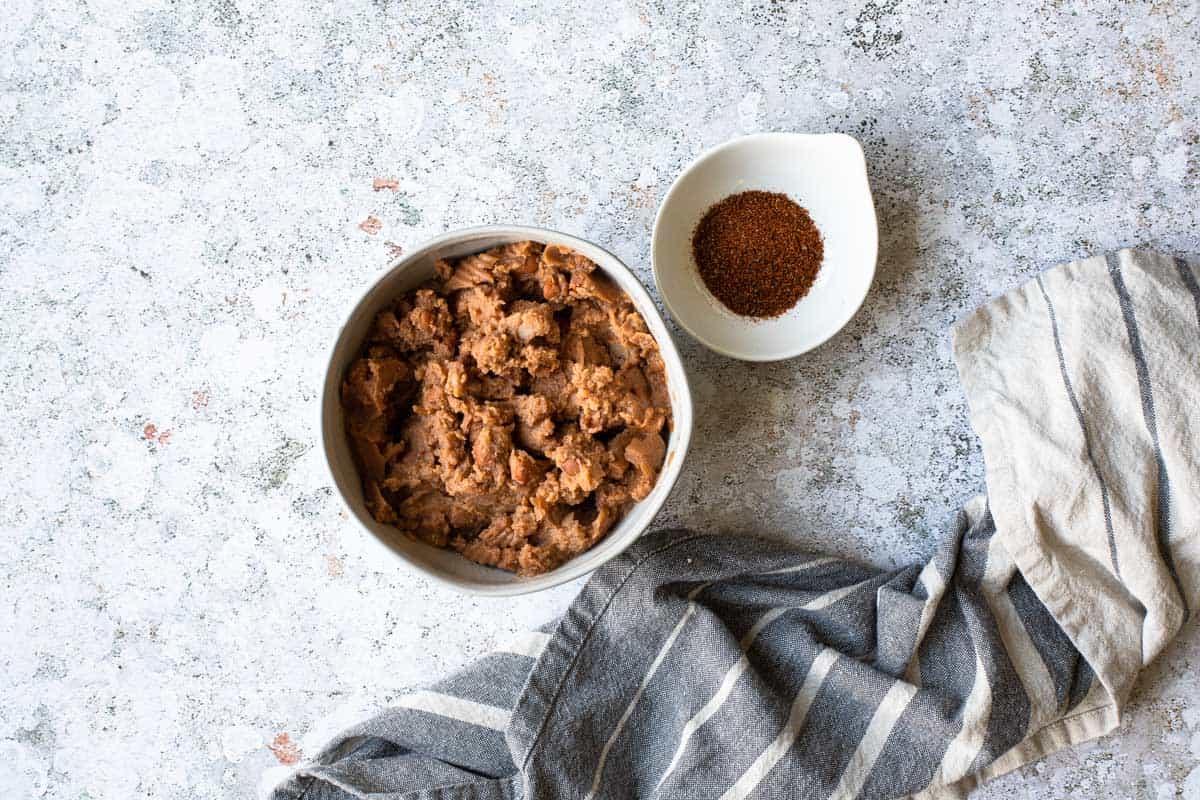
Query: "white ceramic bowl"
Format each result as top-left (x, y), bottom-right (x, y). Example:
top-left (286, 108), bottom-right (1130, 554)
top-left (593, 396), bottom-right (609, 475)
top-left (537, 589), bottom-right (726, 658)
top-left (321, 226), bottom-right (694, 596)
top-left (652, 132), bottom-right (878, 361)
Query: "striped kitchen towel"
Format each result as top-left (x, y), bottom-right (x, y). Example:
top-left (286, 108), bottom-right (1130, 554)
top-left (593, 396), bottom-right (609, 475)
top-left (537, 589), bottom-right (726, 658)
top-left (272, 249), bottom-right (1199, 799)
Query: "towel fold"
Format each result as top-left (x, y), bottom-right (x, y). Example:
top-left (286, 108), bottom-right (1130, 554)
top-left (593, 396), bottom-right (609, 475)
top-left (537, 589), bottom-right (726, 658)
top-left (273, 249), bottom-right (1199, 800)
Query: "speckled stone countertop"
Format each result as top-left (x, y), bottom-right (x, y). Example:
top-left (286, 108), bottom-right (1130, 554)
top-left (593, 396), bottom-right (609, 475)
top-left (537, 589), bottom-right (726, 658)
top-left (2, 1), bottom-right (1198, 798)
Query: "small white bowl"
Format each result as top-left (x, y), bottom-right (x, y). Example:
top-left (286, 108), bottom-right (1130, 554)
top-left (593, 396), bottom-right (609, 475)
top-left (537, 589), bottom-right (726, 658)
top-left (652, 132), bottom-right (878, 361)
top-left (321, 226), bottom-right (694, 596)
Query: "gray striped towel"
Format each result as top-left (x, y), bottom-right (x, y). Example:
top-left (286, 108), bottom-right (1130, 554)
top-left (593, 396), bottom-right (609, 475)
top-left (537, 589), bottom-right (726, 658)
top-left (272, 249), bottom-right (1199, 799)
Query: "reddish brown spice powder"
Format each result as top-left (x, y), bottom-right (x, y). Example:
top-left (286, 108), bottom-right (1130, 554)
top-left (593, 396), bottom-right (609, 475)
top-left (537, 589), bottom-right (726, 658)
top-left (691, 190), bottom-right (824, 318)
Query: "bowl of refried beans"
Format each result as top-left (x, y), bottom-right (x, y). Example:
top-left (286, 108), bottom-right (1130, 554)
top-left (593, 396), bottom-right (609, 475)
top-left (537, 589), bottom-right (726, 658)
top-left (322, 226), bottom-right (693, 595)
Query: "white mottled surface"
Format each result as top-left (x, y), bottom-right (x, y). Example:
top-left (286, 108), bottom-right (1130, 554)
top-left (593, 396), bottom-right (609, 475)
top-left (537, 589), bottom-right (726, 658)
top-left (2, 1), bottom-right (1198, 798)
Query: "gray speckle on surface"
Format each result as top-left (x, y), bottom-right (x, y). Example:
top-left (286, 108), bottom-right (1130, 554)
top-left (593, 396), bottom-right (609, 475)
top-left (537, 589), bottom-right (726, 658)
top-left (2, 1), bottom-right (1198, 798)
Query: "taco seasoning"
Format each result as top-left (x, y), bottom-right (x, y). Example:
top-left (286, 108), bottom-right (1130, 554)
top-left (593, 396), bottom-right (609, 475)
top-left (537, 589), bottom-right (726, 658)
top-left (691, 190), bottom-right (824, 318)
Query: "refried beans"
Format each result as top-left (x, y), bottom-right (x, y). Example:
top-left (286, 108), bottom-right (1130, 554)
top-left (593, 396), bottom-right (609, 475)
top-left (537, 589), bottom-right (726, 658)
top-left (341, 241), bottom-right (673, 576)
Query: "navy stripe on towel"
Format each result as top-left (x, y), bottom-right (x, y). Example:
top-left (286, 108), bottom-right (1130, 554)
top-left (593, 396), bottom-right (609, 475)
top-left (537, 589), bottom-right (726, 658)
top-left (1036, 275), bottom-right (1121, 578)
top-left (1176, 256), bottom-right (1200, 329)
top-left (1106, 253), bottom-right (1189, 621)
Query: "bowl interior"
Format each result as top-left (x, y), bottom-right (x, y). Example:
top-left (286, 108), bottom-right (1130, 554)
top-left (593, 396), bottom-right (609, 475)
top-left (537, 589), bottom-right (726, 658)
top-left (322, 227), bottom-right (693, 596)
top-left (652, 133), bottom-right (878, 361)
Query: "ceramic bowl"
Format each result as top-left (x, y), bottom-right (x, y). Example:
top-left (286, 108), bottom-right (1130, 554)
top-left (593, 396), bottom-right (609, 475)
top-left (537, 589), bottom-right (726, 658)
top-left (651, 132), bottom-right (878, 361)
top-left (321, 226), bottom-right (694, 596)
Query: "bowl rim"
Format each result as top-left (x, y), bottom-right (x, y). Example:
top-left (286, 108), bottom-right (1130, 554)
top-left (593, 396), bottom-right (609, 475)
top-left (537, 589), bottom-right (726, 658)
top-left (320, 224), bottom-right (694, 596)
top-left (650, 131), bottom-right (878, 362)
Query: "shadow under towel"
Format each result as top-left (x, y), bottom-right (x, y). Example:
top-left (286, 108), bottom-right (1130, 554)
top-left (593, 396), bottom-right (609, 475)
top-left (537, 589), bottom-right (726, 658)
top-left (272, 249), bottom-right (1200, 800)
